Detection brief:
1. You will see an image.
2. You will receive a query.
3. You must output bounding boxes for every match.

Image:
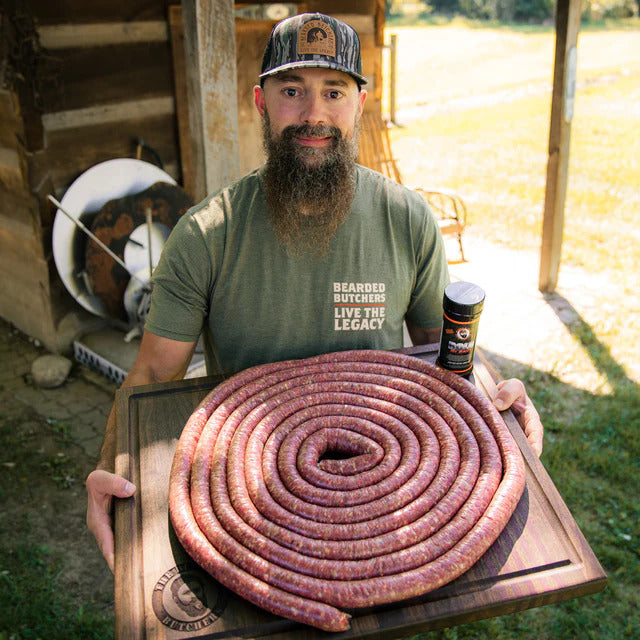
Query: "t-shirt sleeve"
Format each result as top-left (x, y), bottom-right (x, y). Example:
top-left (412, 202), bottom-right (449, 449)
top-left (404, 196), bottom-right (450, 329)
top-left (144, 210), bottom-right (213, 342)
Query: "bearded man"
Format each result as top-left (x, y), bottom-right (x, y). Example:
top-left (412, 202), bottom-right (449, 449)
top-left (86, 13), bottom-right (543, 572)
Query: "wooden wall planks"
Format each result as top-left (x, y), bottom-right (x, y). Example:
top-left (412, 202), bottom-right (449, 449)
top-left (45, 113), bottom-right (180, 192)
top-left (0, 186), bottom-right (58, 346)
top-left (38, 21), bottom-right (169, 49)
top-left (39, 42), bottom-right (174, 112)
top-left (0, 0), bottom-right (385, 349)
top-left (26, 0), bottom-right (175, 24)
top-left (0, 3), bottom-right (181, 347)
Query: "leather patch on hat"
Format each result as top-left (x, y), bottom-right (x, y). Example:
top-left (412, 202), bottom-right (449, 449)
top-left (298, 20), bottom-right (336, 57)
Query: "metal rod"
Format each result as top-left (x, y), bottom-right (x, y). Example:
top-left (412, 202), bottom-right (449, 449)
top-left (145, 206), bottom-right (153, 280)
top-left (47, 194), bottom-right (148, 286)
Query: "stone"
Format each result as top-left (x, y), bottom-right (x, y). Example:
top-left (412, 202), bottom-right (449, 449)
top-left (31, 354), bottom-right (73, 389)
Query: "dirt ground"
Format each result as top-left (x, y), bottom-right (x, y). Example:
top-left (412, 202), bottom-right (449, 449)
top-left (0, 319), bottom-right (116, 624)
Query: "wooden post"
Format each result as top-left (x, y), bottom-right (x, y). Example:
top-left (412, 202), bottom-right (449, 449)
top-left (538, 0), bottom-right (581, 292)
top-left (389, 34), bottom-right (397, 124)
top-left (168, 6), bottom-right (196, 200)
top-left (181, 0), bottom-right (240, 203)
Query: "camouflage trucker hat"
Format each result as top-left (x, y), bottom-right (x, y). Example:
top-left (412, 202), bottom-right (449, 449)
top-left (259, 13), bottom-right (367, 85)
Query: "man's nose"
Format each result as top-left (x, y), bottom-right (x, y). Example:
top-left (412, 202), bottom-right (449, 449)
top-left (300, 93), bottom-right (326, 125)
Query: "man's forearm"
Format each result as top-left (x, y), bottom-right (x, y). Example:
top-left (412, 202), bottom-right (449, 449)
top-left (92, 333), bottom-right (197, 472)
top-left (406, 323), bottom-right (442, 345)
top-left (94, 365), bottom-right (160, 472)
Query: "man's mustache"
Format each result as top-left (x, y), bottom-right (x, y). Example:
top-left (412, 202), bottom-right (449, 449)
top-left (280, 124), bottom-right (343, 141)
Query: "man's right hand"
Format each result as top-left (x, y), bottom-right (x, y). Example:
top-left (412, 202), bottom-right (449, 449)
top-left (86, 469), bottom-right (136, 572)
top-left (85, 331), bottom-right (196, 571)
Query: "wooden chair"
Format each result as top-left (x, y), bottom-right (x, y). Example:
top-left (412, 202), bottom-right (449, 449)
top-left (358, 111), bottom-right (467, 262)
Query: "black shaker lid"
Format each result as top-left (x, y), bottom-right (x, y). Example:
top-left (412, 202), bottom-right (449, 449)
top-left (443, 281), bottom-right (485, 315)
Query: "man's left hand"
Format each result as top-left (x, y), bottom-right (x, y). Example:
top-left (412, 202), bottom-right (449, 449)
top-left (491, 378), bottom-right (543, 456)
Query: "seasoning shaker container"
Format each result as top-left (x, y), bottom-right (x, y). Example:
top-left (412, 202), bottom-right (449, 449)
top-left (437, 281), bottom-right (485, 376)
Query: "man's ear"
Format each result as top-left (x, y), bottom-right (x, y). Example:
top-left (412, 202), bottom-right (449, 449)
top-left (254, 85), bottom-right (266, 117)
top-left (357, 88), bottom-right (367, 118)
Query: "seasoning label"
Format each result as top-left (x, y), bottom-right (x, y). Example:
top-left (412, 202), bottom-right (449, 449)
top-left (438, 319), bottom-right (480, 373)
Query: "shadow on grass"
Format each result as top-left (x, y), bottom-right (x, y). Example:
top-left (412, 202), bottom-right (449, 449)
top-left (413, 294), bottom-right (639, 640)
top-left (544, 291), bottom-right (635, 388)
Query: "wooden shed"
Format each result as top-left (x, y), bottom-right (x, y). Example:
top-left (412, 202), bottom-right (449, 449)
top-left (0, 0), bottom-right (386, 353)
top-left (0, 0), bottom-right (580, 356)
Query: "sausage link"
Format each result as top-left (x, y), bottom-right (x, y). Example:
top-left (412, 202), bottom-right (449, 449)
top-left (169, 349), bottom-right (526, 631)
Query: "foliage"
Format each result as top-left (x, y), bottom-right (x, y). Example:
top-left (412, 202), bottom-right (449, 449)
top-left (583, 0), bottom-right (639, 19)
top-left (513, 0), bottom-right (555, 22)
top-left (388, 23), bottom-right (640, 639)
top-left (386, 0), bottom-right (639, 22)
top-left (0, 544), bottom-right (113, 640)
top-left (0, 406), bottom-right (114, 639)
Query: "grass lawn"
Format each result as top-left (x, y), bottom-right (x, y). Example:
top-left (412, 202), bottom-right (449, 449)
top-left (388, 21), bottom-right (640, 377)
top-left (387, 19), bottom-right (640, 640)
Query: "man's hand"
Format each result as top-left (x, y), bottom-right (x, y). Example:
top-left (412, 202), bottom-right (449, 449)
top-left (491, 378), bottom-right (543, 456)
top-left (85, 331), bottom-right (196, 570)
top-left (86, 469), bottom-right (136, 572)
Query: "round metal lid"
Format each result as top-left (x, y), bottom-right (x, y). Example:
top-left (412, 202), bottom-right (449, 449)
top-left (52, 158), bottom-right (176, 317)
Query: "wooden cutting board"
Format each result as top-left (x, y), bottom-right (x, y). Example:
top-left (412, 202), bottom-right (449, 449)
top-left (114, 345), bottom-right (606, 639)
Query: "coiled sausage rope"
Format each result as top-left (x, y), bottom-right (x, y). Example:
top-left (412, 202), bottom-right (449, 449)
top-left (169, 350), bottom-right (526, 632)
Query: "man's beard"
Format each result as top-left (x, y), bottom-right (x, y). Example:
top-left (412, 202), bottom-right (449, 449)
top-left (261, 113), bottom-right (359, 258)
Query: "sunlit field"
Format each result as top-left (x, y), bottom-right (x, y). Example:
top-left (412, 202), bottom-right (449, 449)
top-left (385, 21), bottom-right (640, 640)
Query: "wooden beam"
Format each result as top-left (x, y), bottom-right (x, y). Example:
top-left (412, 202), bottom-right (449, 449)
top-left (306, 0), bottom-right (378, 13)
top-left (538, 0), bottom-right (581, 293)
top-left (38, 22), bottom-right (168, 49)
top-left (181, 0), bottom-right (240, 202)
top-left (26, 0), bottom-right (169, 25)
top-left (42, 97), bottom-right (175, 131)
top-left (332, 14), bottom-right (374, 35)
top-left (0, 225), bottom-right (56, 346)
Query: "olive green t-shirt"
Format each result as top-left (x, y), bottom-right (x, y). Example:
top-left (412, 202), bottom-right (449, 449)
top-left (145, 165), bottom-right (450, 376)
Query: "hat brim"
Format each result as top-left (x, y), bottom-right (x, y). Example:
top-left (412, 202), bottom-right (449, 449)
top-left (259, 60), bottom-right (368, 86)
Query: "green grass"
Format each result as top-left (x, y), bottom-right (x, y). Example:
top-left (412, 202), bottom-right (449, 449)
top-left (390, 70), bottom-right (640, 280)
top-left (386, 13), bottom-right (640, 32)
top-left (387, 22), bottom-right (640, 640)
top-left (563, 72), bottom-right (640, 275)
top-left (403, 361), bottom-right (640, 639)
top-left (0, 545), bottom-right (113, 640)
top-left (401, 318), bottom-right (640, 636)
top-left (389, 23), bottom-right (640, 378)
top-left (388, 24), bottom-right (640, 282)
top-left (391, 93), bottom-right (551, 249)
top-left (0, 413), bottom-right (114, 640)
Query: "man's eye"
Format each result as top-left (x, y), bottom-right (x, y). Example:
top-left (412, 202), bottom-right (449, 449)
top-left (328, 90), bottom-right (341, 99)
top-left (284, 88), bottom-right (298, 97)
